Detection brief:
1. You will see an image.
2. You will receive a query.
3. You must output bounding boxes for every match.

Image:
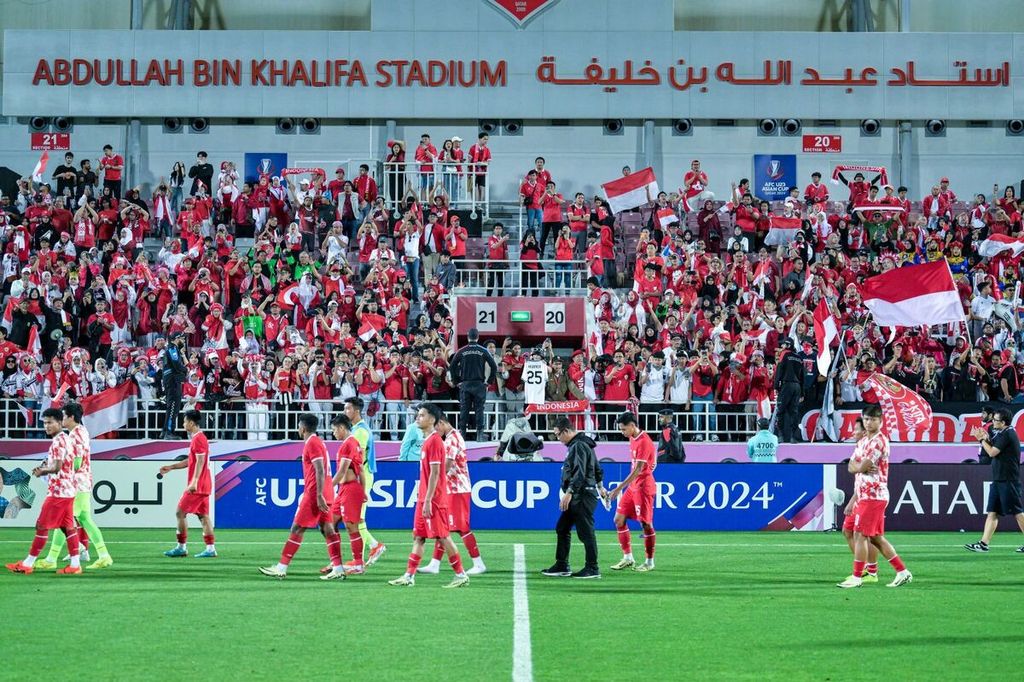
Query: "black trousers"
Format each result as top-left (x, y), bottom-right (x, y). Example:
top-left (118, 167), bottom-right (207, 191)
top-left (485, 267), bottom-right (506, 296)
top-left (459, 381), bottom-right (487, 440)
top-left (163, 379), bottom-right (184, 435)
top-left (539, 221), bottom-right (561, 256)
top-left (555, 492), bottom-right (598, 570)
top-left (775, 382), bottom-right (802, 443)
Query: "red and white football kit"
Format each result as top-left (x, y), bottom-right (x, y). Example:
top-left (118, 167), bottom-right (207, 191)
top-left (294, 434), bottom-right (334, 528)
top-left (331, 435), bottom-right (366, 525)
top-left (36, 433), bottom-right (78, 530)
top-left (177, 430), bottom-right (212, 516)
top-left (413, 431), bottom-right (450, 539)
top-left (444, 429), bottom-right (472, 531)
top-left (618, 431), bottom-right (658, 525)
top-left (850, 432), bottom-right (889, 537)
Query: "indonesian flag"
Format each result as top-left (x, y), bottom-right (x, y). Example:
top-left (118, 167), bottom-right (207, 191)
top-left (862, 259), bottom-right (965, 327)
top-left (601, 167), bottom-right (659, 214)
top-left (655, 207), bottom-right (678, 229)
top-left (358, 322), bottom-right (378, 343)
top-left (81, 382), bottom-right (139, 438)
top-left (763, 215), bottom-right (802, 246)
top-left (32, 151), bottom-right (49, 183)
top-left (717, 201), bottom-right (734, 215)
top-left (741, 326), bottom-right (770, 347)
top-left (26, 326), bottom-right (40, 357)
top-left (752, 259), bottom-right (772, 288)
top-left (977, 233), bottom-right (1024, 259)
top-left (864, 373), bottom-right (933, 441)
top-left (524, 399), bottom-right (590, 416)
top-left (812, 300), bottom-right (839, 376)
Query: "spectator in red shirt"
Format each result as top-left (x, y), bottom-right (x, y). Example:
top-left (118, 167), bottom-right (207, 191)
top-left (689, 348), bottom-right (719, 441)
top-left (804, 171), bottom-right (829, 206)
top-left (538, 181), bottom-right (565, 258)
top-left (468, 132), bottom-right (491, 202)
top-left (715, 356), bottom-right (750, 442)
top-left (486, 222), bottom-right (509, 297)
top-left (414, 133), bottom-right (437, 201)
top-left (922, 185), bottom-right (951, 229)
top-left (99, 144), bottom-right (124, 197)
top-left (519, 170), bottom-right (545, 233)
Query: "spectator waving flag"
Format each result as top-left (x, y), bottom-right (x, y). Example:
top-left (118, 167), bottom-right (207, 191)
top-left (601, 167), bottom-right (659, 214)
top-left (812, 299), bottom-right (839, 376)
top-left (763, 214), bottom-right (802, 246)
top-left (864, 372), bottom-right (933, 440)
top-left (862, 259), bottom-right (965, 327)
top-left (358, 321), bottom-right (378, 343)
top-left (977, 233), bottom-right (1024, 259)
top-left (31, 151), bottom-right (49, 183)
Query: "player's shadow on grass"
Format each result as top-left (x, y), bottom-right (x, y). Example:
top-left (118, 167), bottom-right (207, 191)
top-left (811, 635), bottom-right (1023, 648)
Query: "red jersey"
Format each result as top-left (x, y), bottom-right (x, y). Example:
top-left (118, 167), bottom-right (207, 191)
top-left (302, 434), bottom-right (332, 502)
top-left (851, 432), bottom-right (889, 501)
top-left (628, 431), bottom-right (657, 494)
top-left (418, 431), bottom-right (449, 507)
top-left (336, 435), bottom-right (364, 482)
top-left (186, 431), bottom-right (212, 495)
top-left (604, 363), bottom-right (635, 402)
top-left (46, 433), bottom-right (77, 498)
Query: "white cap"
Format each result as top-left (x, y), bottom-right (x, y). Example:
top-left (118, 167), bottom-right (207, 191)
top-left (451, 136), bottom-right (463, 142)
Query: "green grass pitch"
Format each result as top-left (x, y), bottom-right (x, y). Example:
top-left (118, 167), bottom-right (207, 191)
top-left (3, 529), bottom-right (1023, 681)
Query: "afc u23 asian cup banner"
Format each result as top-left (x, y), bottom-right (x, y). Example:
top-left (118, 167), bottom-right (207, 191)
top-left (212, 461), bottom-right (829, 532)
top-left (753, 154), bottom-right (797, 201)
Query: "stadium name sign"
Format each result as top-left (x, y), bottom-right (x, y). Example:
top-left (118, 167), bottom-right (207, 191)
top-left (6, 30), bottom-right (1021, 118)
top-left (30, 58), bottom-right (507, 89)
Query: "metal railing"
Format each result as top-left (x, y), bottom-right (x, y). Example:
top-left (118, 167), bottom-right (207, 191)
top-left (382, 161), bottom-right (489, 217)
top-left (451, 259), bottom-right (588, 296)
top-left (0, 397), bottom-right (758, 443)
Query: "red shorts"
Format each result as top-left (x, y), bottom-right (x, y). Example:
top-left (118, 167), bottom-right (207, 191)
top-left (330, 482), bottom-right (367, 525)
top-left (413, 500), bottom-right (450, 539)
top-left (842, 513), bottom-right (855, 532)
top-left (447, 492), bottom-right (472, 531)
top-left (36, 496), bottom-right (75, 530)
top-left (294, 493), bottom-right (332, 529)
top-left (617, 486), bottom-right (654, 525)
top-left (853, 499), bottom-right (887, 537)
top-left (178, 491), bottom-right (210, 516)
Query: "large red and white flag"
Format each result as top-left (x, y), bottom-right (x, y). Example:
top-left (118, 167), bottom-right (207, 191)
top-left (864, 373), bottom-right (933, 440)
top-left (763, 215), bottom-right (802, 246)
top-left (81, 382), bottom-right (139, 438)
top-left (977, 233), bottom-right (1024, 259)
top-left (601, 168), bottom-right (659, 214)
top-left (812, 299), bottom-right (840, 376)
top-left (862, 259), bottom-right (965, 327)
top-left (32, 151), bottom-right (49, 183)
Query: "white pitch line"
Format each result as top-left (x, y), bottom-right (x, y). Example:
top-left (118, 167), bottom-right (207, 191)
top-left (512, 543), bottom-right (533, 682)
top-left (0, 540), bottom-right (978, 549)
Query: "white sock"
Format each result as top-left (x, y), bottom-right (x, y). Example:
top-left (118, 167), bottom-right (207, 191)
top-left (426, 558), bottom-right (441, 568)
top-left (473, 556), bottom-right (485, 567)
top-left (369, 540), bottom-right (379, 549)
top-left (275, 562), bottom-right (287, 573)
top-left (177, 543), bottom-right (186, 551)
top-left (624, 553), bottom-right (634, 562)
top-left (206, 544), bottom-right (216, 552)
top-left (403, 572), bottom-right (412, 579)
top-left (23, 555), bottom-right (36, 568)
top-left (69, 554), bottom-right (80, 568)
top-left (646, 558), bottom-right (655, 567)
top-left (456, 572), bottom-right (467, 578)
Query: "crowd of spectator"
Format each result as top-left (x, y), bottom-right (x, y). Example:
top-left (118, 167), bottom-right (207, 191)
top-left (0, 136), bottom-right (1021, 445)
